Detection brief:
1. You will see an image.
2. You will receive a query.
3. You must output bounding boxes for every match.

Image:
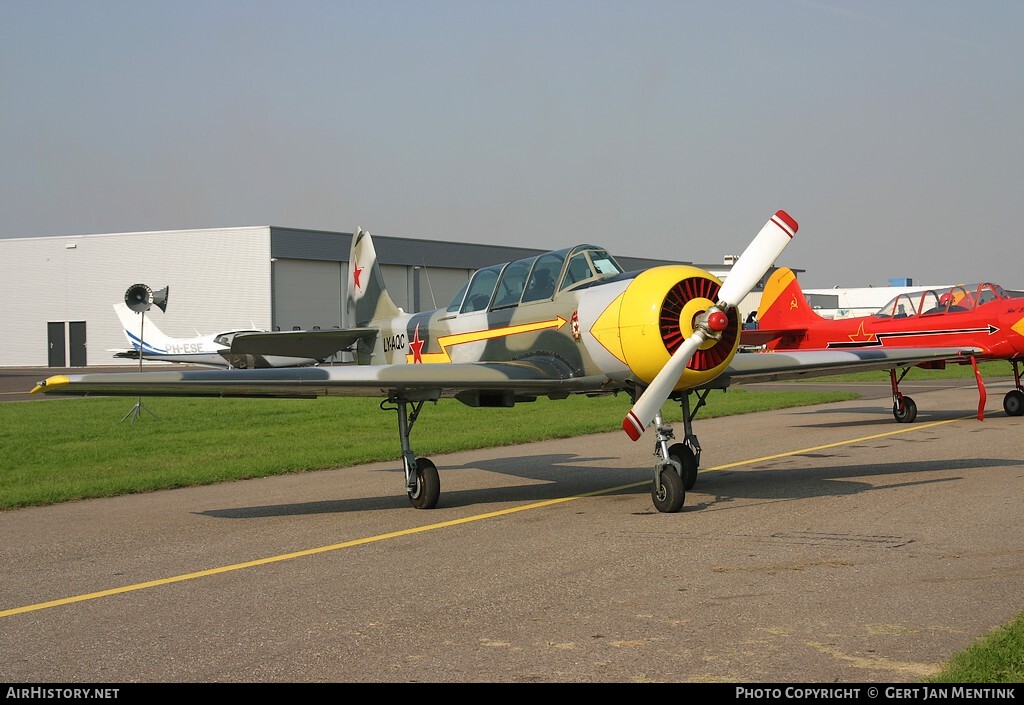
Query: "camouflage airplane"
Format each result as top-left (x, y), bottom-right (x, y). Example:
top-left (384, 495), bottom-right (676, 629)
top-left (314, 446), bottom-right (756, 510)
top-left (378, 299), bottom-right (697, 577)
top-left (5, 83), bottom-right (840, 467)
top-left (31, 210), bottom-right (976, 512)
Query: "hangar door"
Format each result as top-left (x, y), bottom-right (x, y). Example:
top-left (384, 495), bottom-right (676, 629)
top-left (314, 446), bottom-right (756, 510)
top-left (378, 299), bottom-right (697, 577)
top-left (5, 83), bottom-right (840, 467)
top-left (271, 258), bottom-right (344, 331)
top-left (47, 321), bottom-right (87, 367)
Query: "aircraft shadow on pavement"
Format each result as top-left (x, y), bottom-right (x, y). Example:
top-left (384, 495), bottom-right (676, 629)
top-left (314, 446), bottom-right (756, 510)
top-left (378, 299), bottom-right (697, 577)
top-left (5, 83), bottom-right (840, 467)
top-left (194, 453), bottom-right (634, 518)
top-left (194, 451), bottom-right (1021, 518)
top-left (683, 456), bottom-right (1023, 514)
top-left (781, 406), bottom-right (1008, 430)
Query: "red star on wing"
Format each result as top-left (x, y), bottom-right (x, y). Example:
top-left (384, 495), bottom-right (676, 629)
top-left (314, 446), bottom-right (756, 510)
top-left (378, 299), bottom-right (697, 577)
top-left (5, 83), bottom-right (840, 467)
top-left (409, 323), bottom-right (425, 364)
top-left (352, 258), bottom-right (364, 290)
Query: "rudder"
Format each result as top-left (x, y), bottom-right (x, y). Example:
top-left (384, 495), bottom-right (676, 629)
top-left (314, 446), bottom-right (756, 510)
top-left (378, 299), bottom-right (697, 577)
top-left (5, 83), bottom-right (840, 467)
top-left (112, 302), bottom-right (175, 355)
top-left (346, 227), bottom-right (403, 327)
top-left (756, 267), bottom-right (825, 329)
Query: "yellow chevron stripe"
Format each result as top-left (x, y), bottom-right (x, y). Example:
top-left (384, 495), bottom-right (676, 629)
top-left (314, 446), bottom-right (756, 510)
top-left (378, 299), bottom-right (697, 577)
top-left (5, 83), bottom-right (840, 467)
top-left (406, 317), bottom-right (567, 364)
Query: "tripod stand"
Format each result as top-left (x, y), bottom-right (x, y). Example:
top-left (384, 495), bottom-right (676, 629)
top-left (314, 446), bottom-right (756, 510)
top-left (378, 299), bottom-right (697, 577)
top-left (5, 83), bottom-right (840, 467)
top-left (122, 309), bottom-right (157, 423)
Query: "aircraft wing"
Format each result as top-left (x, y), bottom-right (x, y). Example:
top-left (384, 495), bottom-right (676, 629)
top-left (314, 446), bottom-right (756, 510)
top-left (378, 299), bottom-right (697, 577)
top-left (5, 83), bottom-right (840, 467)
top-left (31, 347), bottom-right (979, 399)
top-left (31, 357), bottom-right (612, 399)
top-left (227, 327), bottom-right (379, 360)
top-left (707, 347), bottom-right (981, 388)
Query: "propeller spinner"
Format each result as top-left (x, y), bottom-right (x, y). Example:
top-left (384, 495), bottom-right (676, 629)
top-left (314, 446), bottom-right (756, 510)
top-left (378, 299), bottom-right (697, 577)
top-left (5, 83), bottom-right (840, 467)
top-left (622, 210), bottom-right (798, 441)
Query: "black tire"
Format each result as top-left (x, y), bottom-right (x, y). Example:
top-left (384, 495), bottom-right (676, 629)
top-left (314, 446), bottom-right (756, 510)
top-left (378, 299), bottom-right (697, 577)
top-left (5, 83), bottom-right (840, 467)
top-left (1004, 390), bottom-right (1024, 417)
top-left (893, 396), bottom-right (917, 423)
top-left (408, 458), bottom-right (440, 509)
top-left (652, 467), bottom-right (685, 513)
top-left (668, 442), bottom-right (698, 491)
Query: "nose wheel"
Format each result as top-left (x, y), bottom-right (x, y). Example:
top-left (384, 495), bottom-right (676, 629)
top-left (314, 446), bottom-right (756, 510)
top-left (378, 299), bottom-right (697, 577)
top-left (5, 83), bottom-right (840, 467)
top-left (653, 465), bottom-right (684, 513)
top-left (648, 391), bottom-right (706, 512)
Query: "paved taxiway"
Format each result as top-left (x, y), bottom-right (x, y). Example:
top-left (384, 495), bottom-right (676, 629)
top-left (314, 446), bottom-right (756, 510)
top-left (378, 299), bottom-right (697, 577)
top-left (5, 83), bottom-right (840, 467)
top-left (1, 375), bottom-right (1021, 682)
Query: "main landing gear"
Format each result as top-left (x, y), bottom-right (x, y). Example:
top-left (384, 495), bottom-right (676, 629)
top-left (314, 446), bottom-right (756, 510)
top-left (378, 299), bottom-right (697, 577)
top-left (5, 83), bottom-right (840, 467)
top-left (890, 356), bottom-right (1024, 422)
top-left (890, 367), bottom-right (918, 423)
top-left (650, 389), bottom-right (707, 513)
top-left (1004, 359), bottom-right (1024, 417)
top-left (382, 395), bottom-right (440, 509)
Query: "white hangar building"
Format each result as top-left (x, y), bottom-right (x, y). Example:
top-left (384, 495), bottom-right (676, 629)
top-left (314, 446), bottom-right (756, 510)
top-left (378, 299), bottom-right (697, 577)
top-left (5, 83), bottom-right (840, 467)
top-left (1, 225), bottom-right (719, 369)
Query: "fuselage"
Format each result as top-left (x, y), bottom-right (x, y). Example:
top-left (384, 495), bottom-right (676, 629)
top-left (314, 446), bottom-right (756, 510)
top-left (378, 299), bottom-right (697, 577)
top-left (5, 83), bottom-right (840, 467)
top-left (363, 251), bottom-right (742, 394)
top-left (759, 277), bottom-right (1024, 361)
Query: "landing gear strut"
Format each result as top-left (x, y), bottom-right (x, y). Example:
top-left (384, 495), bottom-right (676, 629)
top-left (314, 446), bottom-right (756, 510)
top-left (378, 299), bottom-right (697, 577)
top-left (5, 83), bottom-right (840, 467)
top-left (889, 367), bottom-right (917, 423)
top-left (650, 389), bottom-right (707, 513)
top-left (383, 396), bottom-right (440, 509)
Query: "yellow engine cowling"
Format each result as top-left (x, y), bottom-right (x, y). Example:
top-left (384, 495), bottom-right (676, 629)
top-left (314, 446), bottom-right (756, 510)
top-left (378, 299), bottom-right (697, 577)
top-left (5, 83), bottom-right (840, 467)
top-left (615, 265), bottom-right (740, 389)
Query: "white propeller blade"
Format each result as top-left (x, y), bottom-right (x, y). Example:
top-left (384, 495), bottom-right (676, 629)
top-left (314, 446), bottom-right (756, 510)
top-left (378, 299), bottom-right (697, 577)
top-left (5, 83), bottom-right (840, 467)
top-left (623, 333), bottom-right (703, 441)
top-left (621, 210), bottom-right (798, 441)
top-left (717, 210), bottom-right (798, 307)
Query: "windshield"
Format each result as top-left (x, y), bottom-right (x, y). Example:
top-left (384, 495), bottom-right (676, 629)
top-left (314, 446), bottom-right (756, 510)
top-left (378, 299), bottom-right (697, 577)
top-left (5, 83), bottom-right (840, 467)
top-left (558, 247), bottom-right (623, 292)
top-left (448, 244), bottom-right (626, 314)
top-left (446, 280), bottom-right (470, 313)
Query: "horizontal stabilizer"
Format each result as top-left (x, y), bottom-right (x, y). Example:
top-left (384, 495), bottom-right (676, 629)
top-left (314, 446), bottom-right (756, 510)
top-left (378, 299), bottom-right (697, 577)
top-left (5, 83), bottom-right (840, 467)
top-left (739, 327), bottom-right (793, 348)
top-left (228, 328), bottom-right (379, 360)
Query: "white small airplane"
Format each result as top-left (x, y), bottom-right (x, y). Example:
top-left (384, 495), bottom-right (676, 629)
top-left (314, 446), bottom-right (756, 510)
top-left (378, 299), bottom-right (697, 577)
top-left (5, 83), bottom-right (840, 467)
top-left (112, 303), bottom-right (367, 369)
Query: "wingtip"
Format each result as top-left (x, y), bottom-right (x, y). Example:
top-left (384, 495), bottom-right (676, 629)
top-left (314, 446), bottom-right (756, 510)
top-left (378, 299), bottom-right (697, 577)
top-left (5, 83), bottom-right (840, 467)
top-left (30, 375), bottom-right (70, 394)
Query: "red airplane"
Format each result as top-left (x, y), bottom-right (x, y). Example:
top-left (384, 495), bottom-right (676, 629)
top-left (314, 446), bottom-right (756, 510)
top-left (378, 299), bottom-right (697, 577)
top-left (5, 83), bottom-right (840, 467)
top-left (744, 267), bottom-right (1024, 422)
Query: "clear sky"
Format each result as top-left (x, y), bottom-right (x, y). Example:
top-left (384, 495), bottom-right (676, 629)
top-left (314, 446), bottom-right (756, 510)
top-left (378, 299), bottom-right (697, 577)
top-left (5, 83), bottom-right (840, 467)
top-left (2, 0), bottom-right (1021, 288)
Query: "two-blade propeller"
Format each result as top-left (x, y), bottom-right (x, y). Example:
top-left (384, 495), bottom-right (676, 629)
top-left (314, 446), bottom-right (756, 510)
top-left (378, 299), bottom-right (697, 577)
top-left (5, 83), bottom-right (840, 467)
top-left (622, 210), bottom-right (798, 441)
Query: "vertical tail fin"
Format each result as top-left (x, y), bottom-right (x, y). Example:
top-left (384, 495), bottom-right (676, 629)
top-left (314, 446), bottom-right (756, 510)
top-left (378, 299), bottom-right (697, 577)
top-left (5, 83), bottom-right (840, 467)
top-left (756, 267), bottom-right (826, 329)
top-left (113, 302), bottom-right (174, 354)
top-left (346, 227), bottom-right (403, 327)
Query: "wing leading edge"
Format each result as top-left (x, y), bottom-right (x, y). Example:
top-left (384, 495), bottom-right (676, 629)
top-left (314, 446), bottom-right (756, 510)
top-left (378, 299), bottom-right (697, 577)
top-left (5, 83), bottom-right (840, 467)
top-left (33, 347), bottom-right (976, 399)
top-left (227, 328), bottom-right (379, 360)
top-left (32, 356), bottom-right (612, 400)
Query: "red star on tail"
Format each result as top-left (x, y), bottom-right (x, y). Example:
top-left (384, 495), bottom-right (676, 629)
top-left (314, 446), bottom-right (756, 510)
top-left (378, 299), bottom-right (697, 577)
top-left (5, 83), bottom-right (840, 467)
top-left (352, 258), bottom-right (364, 290)
top-left (409, 323), bottom-right (425, 364)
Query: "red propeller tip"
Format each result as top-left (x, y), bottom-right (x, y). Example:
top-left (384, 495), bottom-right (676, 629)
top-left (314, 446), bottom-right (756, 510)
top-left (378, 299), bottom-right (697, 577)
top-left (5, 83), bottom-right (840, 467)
top-left (623, 412), bottom-right (645, 441)
top-left (772, 210), bottom-right (798, 236)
